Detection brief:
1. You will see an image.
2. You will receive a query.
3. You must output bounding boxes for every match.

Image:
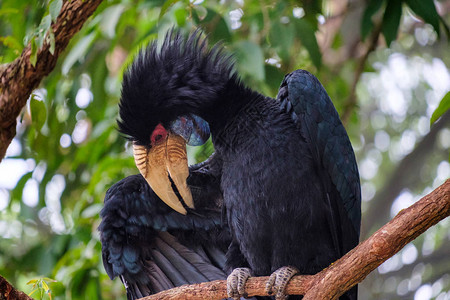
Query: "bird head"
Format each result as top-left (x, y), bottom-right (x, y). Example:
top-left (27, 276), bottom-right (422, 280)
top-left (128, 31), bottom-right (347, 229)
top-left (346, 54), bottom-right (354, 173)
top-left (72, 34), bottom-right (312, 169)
top-left (129, 116), bottom-right (210, 215)
top-left (118, 29), bottom-right (234, 214)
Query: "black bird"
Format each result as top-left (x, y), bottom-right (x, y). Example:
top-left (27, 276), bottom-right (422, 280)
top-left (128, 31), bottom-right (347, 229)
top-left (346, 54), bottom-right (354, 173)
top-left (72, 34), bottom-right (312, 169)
top-left (99, 154), bottom-right (233, 299)
top-left (100, 30), bottom-right (361, 300)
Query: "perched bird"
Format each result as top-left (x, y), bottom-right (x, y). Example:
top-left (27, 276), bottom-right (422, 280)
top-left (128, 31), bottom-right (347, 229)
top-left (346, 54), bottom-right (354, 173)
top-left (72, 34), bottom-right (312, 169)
top-left (99, 154), bottom-right (233, 299)
top-left (100, 29), bottom-right (361, 300)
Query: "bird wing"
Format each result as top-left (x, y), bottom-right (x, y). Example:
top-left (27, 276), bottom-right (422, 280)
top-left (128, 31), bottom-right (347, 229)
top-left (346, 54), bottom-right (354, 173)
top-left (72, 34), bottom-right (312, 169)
top-left (99, 154), bottom-right (230, 299)
top-left (277, 69), bottom-right (361, 240)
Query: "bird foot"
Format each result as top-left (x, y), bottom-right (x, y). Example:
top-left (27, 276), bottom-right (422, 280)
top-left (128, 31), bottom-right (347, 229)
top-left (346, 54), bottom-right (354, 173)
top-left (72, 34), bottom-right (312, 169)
top-left (227, 267), bottom-right (251, 300)
top-left (265, 266), bottom-right (299, 300)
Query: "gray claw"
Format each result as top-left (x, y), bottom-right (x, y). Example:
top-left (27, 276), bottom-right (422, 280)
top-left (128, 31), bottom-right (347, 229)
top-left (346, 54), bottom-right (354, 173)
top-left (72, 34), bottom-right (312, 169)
top-left (227, 267), bottom-right (251, 300)
top-left (265, 266), bottom-right (299, 300)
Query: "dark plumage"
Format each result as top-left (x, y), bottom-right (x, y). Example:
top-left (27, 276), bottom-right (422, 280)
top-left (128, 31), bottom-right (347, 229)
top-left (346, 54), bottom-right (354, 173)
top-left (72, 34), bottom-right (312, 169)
top-left (118, 30), bottom-right (235, 145)
top-left (100, 155), bottom-right (231, 299)
top-left (101, 30), bottom-right (361, 299)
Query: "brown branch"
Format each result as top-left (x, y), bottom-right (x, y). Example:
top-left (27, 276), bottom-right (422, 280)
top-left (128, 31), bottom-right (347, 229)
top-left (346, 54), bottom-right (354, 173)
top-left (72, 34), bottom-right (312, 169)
top-left (0, 0), bottom-right (103, 163)
top-left (0, 275), bottom-right (33, 300)
top-left (139, 275), bottom-right (315, 300)
top-left (302, 179), bottom-right (449, 299)
top-left (140, 179), bottom-right (449, 300)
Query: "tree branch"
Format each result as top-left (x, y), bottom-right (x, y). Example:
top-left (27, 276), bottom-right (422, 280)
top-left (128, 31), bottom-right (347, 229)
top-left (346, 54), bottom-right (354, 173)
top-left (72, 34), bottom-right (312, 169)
top-left (0, 0), bottom-right (103, 163)
top-left (139, 179), bottom-right (449, 300)
top-left (0, 275), bottom-right (33, 300)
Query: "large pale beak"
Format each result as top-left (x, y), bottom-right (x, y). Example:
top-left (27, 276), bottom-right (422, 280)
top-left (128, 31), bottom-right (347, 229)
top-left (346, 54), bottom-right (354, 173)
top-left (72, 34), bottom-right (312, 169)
top-left (133, 134), bottom-right (194, 214)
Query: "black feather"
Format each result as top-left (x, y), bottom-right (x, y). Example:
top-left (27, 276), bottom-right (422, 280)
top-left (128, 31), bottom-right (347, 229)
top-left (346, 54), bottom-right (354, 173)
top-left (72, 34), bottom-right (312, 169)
top-left (99, 154), bottom-right (231, 299)
top-left (118, 29), bottom-right (236, 145)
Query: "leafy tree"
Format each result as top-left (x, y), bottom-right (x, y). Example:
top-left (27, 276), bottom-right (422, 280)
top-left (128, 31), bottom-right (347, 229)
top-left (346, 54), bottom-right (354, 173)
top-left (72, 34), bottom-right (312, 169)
top-left (0, 0), bottom-right (448, 299)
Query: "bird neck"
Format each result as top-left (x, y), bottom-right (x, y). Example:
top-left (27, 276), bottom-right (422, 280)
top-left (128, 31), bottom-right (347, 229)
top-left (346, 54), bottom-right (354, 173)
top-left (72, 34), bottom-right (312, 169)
top-left (202, 81), bottom-right (267, 152)
top-left (203, 78), bottom-right (264, 137)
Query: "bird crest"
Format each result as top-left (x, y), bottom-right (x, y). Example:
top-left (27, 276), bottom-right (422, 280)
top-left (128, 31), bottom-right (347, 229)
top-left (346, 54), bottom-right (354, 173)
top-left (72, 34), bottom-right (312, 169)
top-left (118, 29), bottom-right (235, 145)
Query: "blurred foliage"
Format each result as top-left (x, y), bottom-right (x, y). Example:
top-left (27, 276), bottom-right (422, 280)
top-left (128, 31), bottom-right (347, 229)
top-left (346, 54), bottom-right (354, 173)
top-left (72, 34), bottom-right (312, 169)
top-left (0, 0), bottom-right (449, 299)
top-left (27, 277), bottom-right (57, 300)
top-left (361, 0), bottom-right (444, 46)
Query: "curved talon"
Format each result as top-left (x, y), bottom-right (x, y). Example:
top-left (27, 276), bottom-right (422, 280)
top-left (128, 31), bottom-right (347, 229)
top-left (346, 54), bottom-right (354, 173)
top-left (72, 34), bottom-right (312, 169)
top-left (227, 267), bottom-right (251, 300)
top-left (265, 266), bottom-right (299, 300)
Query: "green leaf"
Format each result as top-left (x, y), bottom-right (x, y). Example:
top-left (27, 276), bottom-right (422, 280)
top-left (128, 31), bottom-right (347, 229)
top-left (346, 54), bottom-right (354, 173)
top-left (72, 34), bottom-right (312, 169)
top-left (159, 0), bottom-right (181, 21)
top-left (174, 7), bottom-right (187, 26)
top-left (10, 172), bottom-right (33, 205)
top-left (99, 4), bottom-right (125, 39)
top-left (62, 32), bottom-right (96, 75)
top-left (430, 92), bottom-right (450, 125)
top-left (0, 8), bottom-right (19, 16)
top-left (0, 36), bottom-right (22, 52)
top-left (81, 203), bottom-right (103, 218)
top-left (49, 0), bottom-right (63, 22)
top-left (405, 0), bottom-right (440, 37)
top-left (193, 8), bottom-right (231, 43)
top-left (381, 0), bottom-right (402, 46)
top-left (37, 15), bottom-right (52, 48)
top-left (27, 279), bottom-right (38, 285)
top-left (295, 19), bottom-right (322, 69)
top-left (30, 94), bottom-right (47, 131)
top-left (265, 64), bottom-right (285, 94)
top-left (28, 289), bottom-right (38, 297)
top-left (361, 0), bottom-right (384, 40)
top-left (42, 280), bottom-right (49, 291)
top-left (47, 281), bottom-right (64, 297)
top-left (193, 5), bottom-right (207, 21)
top-left (30, 37), bottom-right (38, 67)
top-left (85, 276), bottom-right (101, 299)
top-left (48, 30), bottom-right (55, 55)
top-left (234, 41), bottom-right (265, 82)
top-left (301, 0), bottom-right (322, 26)
top-left (269, 21), bottom-right (294, 62)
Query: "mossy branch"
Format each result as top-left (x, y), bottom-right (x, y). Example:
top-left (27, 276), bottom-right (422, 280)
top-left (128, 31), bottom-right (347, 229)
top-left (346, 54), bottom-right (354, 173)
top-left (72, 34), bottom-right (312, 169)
top-left (0, 0), bottom-right (103, 162)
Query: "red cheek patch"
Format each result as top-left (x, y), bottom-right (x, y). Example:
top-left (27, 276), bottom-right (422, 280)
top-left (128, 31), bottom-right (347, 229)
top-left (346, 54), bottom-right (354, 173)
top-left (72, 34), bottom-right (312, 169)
top-left (151, 123), bottom-right (168, 145)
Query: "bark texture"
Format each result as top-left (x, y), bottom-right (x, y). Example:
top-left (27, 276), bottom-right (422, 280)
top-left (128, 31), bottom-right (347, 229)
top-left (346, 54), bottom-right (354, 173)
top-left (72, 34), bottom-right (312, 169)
top-left (140, 179), bottom-right (449, 300)
top-left (0, 0), bottom-right (103, 162)
top-left (0, 275), bottom-right (33, 300)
